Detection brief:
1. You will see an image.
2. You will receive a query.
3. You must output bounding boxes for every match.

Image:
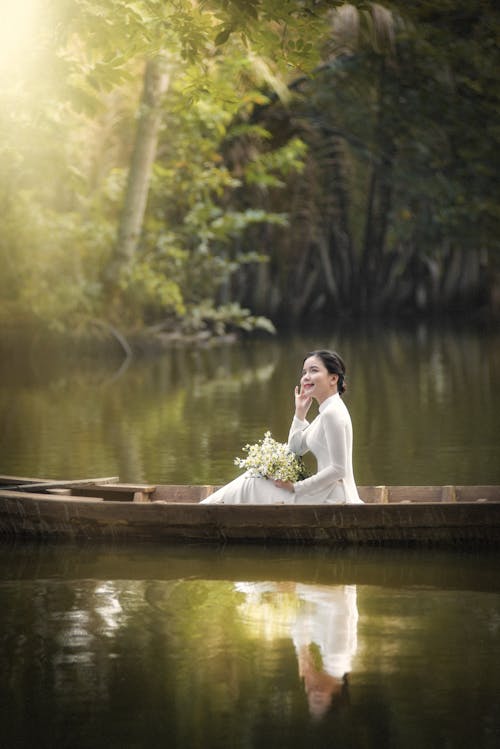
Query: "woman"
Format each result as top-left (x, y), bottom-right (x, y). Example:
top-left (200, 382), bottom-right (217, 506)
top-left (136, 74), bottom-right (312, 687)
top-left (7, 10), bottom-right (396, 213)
top-left (200, 349), bottom-right (363, 505)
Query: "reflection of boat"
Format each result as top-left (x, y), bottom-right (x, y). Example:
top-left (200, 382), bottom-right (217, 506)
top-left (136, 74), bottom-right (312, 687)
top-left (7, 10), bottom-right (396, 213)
top-left (1, 542), bottom-right (499, 593)
top-left (1, 477), bottom-right (500, 546)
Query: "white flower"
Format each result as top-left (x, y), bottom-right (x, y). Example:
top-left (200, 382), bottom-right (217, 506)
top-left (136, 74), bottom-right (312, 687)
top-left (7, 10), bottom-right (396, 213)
top-left (234, 431), bottom-right (308, 482)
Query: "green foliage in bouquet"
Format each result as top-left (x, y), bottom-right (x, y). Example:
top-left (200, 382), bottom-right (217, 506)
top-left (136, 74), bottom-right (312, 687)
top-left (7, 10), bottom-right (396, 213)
top-left (234, 431), bottom-right (309, 482)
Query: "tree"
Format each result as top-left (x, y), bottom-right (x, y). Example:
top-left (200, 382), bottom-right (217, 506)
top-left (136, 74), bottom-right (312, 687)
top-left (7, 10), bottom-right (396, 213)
top-left (107, 55), bottom-right (171, 280)
top-left (1, 0), bottom-right (498, 338)
top-left (221, 1), bottom-right (500, 322)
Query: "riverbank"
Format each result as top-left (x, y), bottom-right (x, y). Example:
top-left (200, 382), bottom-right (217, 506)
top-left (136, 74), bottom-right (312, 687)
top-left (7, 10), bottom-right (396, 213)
top-left (2, 309), bottom-right (498, 362)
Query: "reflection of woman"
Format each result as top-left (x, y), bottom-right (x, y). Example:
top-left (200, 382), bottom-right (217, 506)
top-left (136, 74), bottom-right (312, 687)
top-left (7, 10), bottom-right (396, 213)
top-left (298, 648), bottom-right (349, 720)
top-left (201, 350), bottom-right (363, 504)
top-left (292, 584), bottom-right (358, 719)
top-left (235, 582), bottom-right (359, 720)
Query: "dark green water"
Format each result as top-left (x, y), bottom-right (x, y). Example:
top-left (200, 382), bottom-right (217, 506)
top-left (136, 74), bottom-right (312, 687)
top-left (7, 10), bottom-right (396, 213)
top-left (1, 324), bottom-right (499, 748)
top-left (1, 543), bottom-right (499, 749)
top-left (1, 324), bottom-right (499, 485)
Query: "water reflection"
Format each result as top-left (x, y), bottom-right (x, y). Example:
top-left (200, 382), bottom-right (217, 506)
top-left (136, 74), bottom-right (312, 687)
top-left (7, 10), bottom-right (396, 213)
top-left (1, 544), bottom-right (500, 749)
top-left (236, 582), bottom-right (358, 719)
top-left (1, 324), bottom-right (499, 486)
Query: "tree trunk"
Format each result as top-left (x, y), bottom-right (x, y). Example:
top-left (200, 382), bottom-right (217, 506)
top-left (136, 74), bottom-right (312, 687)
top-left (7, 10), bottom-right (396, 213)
top-left (106, 56), bottom-right (170, 281)
top-left (359, 60), bottom-right (395, 313)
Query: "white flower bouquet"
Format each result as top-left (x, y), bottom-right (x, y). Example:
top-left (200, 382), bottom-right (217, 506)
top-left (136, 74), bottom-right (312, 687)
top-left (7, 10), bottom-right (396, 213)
top-left (234, 431), bottom-right (309, 482)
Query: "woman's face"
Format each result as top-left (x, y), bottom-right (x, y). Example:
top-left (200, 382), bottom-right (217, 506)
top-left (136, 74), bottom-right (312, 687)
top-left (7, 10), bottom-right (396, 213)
top-left (300, 355), bottom-right (338, 404)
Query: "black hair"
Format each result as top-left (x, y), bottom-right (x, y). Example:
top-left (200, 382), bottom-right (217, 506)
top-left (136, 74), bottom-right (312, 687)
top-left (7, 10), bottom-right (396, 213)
top-left (304, 350), bottom-right (347, 395)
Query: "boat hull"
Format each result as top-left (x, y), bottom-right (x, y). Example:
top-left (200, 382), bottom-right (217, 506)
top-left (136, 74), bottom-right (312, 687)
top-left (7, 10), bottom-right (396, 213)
top-left (1, 486), bottom-right (500, 546)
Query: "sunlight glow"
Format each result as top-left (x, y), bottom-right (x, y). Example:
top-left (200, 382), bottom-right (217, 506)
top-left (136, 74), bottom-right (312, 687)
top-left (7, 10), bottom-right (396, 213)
top-left (0, 0), bottom-right (42, 73)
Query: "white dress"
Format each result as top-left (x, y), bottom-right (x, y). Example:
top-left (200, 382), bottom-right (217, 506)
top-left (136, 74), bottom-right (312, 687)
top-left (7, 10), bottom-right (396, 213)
top-left (291, 584), bottom-right (359, 680)
top-left (200, 393), bottom-right (363, 505)
top-left (234, 581), bottom-right (359, 679)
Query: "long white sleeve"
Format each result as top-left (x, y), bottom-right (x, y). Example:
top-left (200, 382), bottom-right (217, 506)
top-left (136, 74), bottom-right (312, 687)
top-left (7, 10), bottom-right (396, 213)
top-left (287, 416), bottom-right (310, 455)
top-left (292, 407), bottom-right (348, 498)
top-left (284, 393), bottom-right (363, 504)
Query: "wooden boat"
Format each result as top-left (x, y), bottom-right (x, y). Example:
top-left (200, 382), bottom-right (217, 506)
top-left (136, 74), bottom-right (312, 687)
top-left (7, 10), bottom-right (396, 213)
top-left (1, 476), bottom-right (499, 546)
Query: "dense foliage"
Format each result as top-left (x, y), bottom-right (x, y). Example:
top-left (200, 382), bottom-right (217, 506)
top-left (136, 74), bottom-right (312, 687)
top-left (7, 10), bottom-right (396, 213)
top-left (1, 0), bottom-right (498, 340)
top-left (227, 1), bottom-right (500, 322)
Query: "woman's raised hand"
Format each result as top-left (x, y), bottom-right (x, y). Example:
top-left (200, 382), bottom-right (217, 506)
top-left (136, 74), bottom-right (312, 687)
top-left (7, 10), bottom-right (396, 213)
top-left (295, 384), bottom-right (312, 421)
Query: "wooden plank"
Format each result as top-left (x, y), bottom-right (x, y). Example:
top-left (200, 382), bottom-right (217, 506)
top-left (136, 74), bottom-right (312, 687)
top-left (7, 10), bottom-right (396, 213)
top-left (387, 486), bottom-right (443, 503)
top-left (73, 483), bottom-right (156, 501)
top-left (457, 485), bottom-right (500, 502)
top-left (151, 485), bottom-right (217, 503)
top-left (0, 474), bottom-right (50, 486)
top-left (133, 491), bottom-right (152, 503)
top-left (150, 484), bottom-right (500, 505)
top-left (358, 486), bottom-right (387, 503)
top-left (95, 483), bottom-right (156, 492)
top-left (0, 489), bottom-right (104, 502)
top-left (8, 477), bottom-right (120, 492)
top-left (441, 485), bottom-right (456, 502)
